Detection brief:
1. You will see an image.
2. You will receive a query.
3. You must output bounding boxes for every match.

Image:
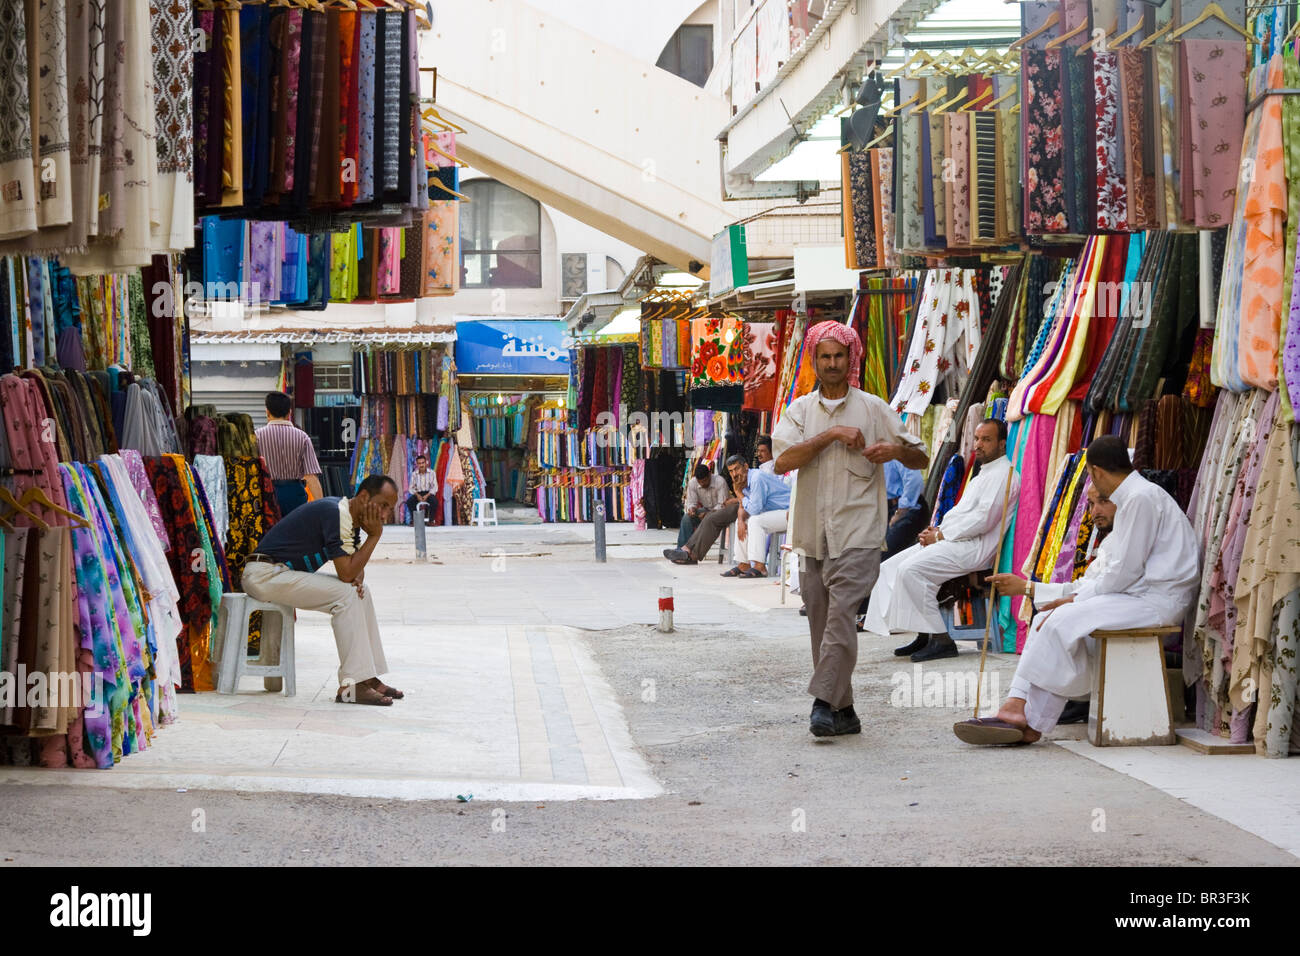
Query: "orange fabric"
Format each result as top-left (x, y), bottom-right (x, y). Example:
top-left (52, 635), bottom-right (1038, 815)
top-left (1239, 55), bottom-right (1287, 390)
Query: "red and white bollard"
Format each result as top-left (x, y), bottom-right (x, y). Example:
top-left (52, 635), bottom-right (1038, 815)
top-left (658, 587), bottom-right (674, 633)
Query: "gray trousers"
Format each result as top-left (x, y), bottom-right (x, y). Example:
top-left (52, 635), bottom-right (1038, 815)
top-left (802, 547), bottom-right (882, 710)
top-left (685, 501), bottom-right (739, 559)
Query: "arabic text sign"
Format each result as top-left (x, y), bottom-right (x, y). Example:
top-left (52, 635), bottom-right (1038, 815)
top-left (454, 319), bottom-right (572, 375)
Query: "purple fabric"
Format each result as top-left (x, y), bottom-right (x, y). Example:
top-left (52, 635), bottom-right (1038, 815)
top-left (1286, 242), bottom-right (1300, 412)
top-left (1050, 474), bottom-right (1091, 583)
top-left (121, 448), bottom-right (170, 549)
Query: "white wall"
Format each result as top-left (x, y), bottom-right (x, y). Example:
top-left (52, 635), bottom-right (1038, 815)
top-left (522, 0), bottom-right (719, 66)
top-left (419, 170), bottom-right (643, 321)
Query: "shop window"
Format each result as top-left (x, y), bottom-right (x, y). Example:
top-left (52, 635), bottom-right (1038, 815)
top-left (314, 362), bottom-right (354, 392)
top-left (460, 180), bottom-right (543, 289)
top-left (656, 24), bottom-right (713, 88)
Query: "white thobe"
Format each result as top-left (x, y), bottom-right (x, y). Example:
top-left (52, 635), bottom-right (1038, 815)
top-left (1011, 471), bottom-right (1201, 731)
top-left (864, 455), bottom-right (1020, 635)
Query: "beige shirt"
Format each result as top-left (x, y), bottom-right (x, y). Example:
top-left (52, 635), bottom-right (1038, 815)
top-left (772, 387), bottom-right (925, 560)
top-left (685, 473), bottom-right (728, 513)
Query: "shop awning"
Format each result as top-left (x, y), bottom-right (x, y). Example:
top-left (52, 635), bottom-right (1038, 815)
top-left (189, 328), bottom-right (457, 347)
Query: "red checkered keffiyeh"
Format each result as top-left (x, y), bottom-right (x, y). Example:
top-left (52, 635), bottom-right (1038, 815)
top-left (805, 320), bottom-right (864, 389)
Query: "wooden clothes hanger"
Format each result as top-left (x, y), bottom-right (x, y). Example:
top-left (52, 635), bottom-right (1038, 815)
top-left (1110, 20), bottom-right (1145, 48)
top-left (933, 88), bottom-right (970, 113)
top-left (0, 488), bottom-right (51, 530)
top-left (862, 124), bottom-right (895, 149)
top-left (1077, 18), bottom-right (1119, 55)
top-left (1045, 20), bottom-right (1089, 49)
top-left (987, 82), bottom-right (1018, 109)
top-left (1168, 2), bottom-right (1252, 42)
top-left (882, 91), bottom-right (921, 117)
top-left (17, 487), bottom-right (91, 529)
top-left (1138, 18), bottom-right (1176, 48)
top-left (1009, 11), bottom-right (1061, 52)
top-left (962, 87), bottom-right (994, 110)
top-left (422, 106), bottom-right (467, 134)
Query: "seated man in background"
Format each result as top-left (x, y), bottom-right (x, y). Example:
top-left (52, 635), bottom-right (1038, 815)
top-left (677, 462), bottom-right (728, 548)
top-left (242, 475), bottom-right (404, 707)
top-left (405, 454), bottom-right (438, 524)
top-left (955, 436), bottom-right (1199, 746)
top-left (883, 458), bottom-right (927, 559)
top-left (757, 435), bottom-right (776, 473)
top-left (724, 454), bottom-right (791, 578)
top-left (862, 419), bottom-right (1020, 662)
top-left (665, 464), bottom-right (740, 566)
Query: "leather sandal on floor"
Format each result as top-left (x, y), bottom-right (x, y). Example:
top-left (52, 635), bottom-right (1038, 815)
top-left (335, 684), bottom-right (394, 706)
top-left (952, 717), bottom-right (1031, 745)
top-left (375, 682), bottom-right (404, 700)
top-left (720, 566), bottom-right (748, 577)
top-left (739, 567), bottom-right (766, 578)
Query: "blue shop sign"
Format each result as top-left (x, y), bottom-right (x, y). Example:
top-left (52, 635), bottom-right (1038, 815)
top-left (455, 319), bottom-right (572, 375)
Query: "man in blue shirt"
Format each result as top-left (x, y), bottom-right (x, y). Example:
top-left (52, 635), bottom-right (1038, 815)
top-left (722, 454), bottom-right (791, 578)
top-left (241, 474), bottom-right (404, 706)
top-left (883, 458), bottom-right (928, 559)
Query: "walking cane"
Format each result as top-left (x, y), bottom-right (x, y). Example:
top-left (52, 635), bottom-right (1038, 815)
top-left (972, 461), bottom-right (1018, 717)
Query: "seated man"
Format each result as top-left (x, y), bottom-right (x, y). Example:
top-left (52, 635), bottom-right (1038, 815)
top-left (677, 462), bottom-right (728, 548)
top-left (724, 453), bottom-right (791, 578)
top-left (757, 435), bottom-right (776, 474)
top-left (862, 419), bottom-right (1020, 662)
top-left (406, 454), bottom-right (438, 524)
top-left (954, 437), bottom-right (1200, 746)
top-left (990, 481), bottom-right (1113, 726)
top-left (241, 474), bottom-right (405, 707)
top-left (883, 458), bottom-right (927, 559)
top-left (664, 469), bottom-right (740, 565)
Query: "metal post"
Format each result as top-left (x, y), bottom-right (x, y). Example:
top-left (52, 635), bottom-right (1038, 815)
top-left (658, 587), bottom-right (674, 633)
top-left (594, 499), bottom-right (607, 563)
top-left (414, 502), bottom-right (427, 560)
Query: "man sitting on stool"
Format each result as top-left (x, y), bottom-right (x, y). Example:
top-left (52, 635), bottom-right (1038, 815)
top-left (723, 454), bottom-right (791, 578)
top-left (954, 436), bottom-right (1199, 745)
top-left (862, 419), bottom-right (1020, 662)
top-left (406, 454), bottom-right (437, 524)
top-left (987, 481), bottom-right (1114, 726)
top-left (677, 462), bottom-right (728, 548)
top-left (242, 475), bottom-right (404, 707)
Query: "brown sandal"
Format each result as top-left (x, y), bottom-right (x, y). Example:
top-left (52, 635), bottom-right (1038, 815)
top-left (335, 684), bottom-right (393, 706)
top-left (375, 682), bottom-right (404, 700)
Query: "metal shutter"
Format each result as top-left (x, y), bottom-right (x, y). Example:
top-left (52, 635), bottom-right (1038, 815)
top-left (190, 390), bottom-right (271, 423)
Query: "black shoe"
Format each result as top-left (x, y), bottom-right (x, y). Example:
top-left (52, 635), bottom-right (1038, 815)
top-left (894, 634), bottom-right (929, 656)
top-left (833, 706), bottom-right (862, 735)
top-left (1058, 699), bottom-right (1090, 725)
top-left (663, 548), bottom-right (698, 565)
top-left (799, 605), bottom-right (808, 616)
top-left (911, 634), bottom-right (959, 662)
top-left (810, 699), bottom-right (835, 737)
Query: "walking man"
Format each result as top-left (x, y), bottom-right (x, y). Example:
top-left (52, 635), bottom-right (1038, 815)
top-left (242, 475), bottom-right (405, 706)
top-left (256, 390), bottom-right (323, 517)
top-left (773, 321), bottom-right (928, 737)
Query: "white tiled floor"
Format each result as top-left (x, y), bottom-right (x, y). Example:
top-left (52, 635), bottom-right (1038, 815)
top-left (1056, 740), bottom-right (1300, 858)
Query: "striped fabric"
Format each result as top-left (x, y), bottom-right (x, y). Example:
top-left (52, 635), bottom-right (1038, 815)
top-left (254, 420), bottom-right (321, 480)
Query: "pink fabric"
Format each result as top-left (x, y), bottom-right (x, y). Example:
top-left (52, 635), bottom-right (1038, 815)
top-left (804, 320), bottom-right (865, 388)
top-left (1012, 413), bottom-right (1058, 651)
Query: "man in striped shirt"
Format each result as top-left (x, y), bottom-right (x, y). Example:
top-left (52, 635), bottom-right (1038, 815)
top-left (406, 454), bottom-right (437, 524)
top-left (257, 391), bottom-right (323, 517)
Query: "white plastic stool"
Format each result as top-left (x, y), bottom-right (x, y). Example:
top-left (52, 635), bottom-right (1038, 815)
top-left (215, 593), bottom-right (296, 696)
top-left (471, 498), bottom-right (498, 526)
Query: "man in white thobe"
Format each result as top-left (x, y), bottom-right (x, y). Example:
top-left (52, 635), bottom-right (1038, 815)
top-left (863, 418), bottom-right (1020, 662)
top-left (954, 436), bottom-right (1200, 745)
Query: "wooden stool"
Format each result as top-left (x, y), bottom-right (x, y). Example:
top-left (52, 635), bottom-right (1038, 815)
top-left (1089, 626), bottom-right (1182, 746)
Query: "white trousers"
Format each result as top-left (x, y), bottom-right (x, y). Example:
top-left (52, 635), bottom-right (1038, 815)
top-left (1007, 674), bottom-right (1072, 733)
top-left (863, 540), bottom-right (986, 636)
top-left (241, 562), bottom-right (389, 687)
top-left (746, 509), bottom-right (788, 565)
top-left (1014, 592), bottom-right (1187, 701)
